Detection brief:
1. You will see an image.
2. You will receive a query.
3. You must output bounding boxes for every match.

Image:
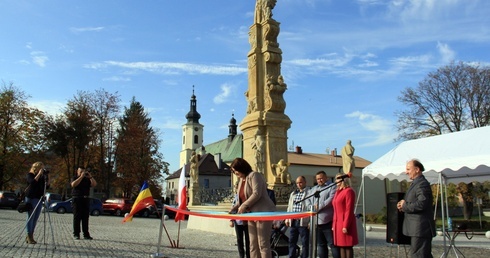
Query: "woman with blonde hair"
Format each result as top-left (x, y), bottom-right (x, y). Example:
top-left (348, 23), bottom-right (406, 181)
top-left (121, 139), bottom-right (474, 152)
top-left (332, 173), bottom-right (358, 258)
top-left (25, 161), bottom-right (48, 244)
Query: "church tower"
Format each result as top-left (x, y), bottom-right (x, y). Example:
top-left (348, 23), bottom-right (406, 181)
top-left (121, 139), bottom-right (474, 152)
top-left (228, 112), bottom-right (237, 142)
top-left (180, 86), bottom-right (204, 167)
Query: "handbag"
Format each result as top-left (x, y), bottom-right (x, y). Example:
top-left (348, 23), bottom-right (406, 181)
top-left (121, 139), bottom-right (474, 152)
top-left (17, 185), bottom-right (32, 213)
top-left (17, 201), bottom-right (32, 213)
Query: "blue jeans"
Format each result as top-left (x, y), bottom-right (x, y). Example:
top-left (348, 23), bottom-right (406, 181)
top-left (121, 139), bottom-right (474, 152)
top-left (317, 222), bottom-right (339, 258)
top-left (289, 220), bottom-right (309, 258)
top-left (25, 197), bottom-right (42, 234)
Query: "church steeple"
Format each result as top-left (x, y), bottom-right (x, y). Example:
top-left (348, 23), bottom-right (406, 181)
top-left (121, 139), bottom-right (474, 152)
top-left (185, 86), bottom-right (201, 123)
top-left (180, 86), bottom-right (204, 167)
top-left (228, 112), bottom-right (237, 141)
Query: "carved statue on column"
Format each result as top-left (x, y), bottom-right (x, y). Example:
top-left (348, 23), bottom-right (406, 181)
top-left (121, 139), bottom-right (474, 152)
top-left (254, 0), bottom-right (277, 23)
top-left (251, 134), bottom-right (265, 173)
top-left (271, 159), bottom-right (292, 184)
top-left (189, 151), bottom-right (199, 184)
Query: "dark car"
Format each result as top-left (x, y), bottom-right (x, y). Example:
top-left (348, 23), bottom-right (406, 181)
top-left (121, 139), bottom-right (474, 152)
top-left (48, 198), bottom-right (103, 216)
top-left (0, 191), bottom-right (20, 209)
top-left (152, 199), bottom-right (177, 219)
top-left (44, 192), bottom-right (63, 208)
top-left (102, 198), bottom-right (133, 216)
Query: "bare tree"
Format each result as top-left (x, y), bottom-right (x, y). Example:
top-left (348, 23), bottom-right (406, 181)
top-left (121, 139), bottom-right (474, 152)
top-left (44, 91), bottom-right (96, 196)
top-left (88, 89), bottom-right (120, 199)
top-left (395, 61), bottom-right (490, 219)
top-left (396, 61), bottom-right (490, 140)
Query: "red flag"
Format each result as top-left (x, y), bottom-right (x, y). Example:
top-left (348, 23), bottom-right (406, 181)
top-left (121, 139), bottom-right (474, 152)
top-left (122, 181), bottom-right (155, 223)
top-left (175, 165), bottom-right (187, 222)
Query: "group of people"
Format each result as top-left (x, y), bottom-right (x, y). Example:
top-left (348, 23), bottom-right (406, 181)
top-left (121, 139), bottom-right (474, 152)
top-left (23, 157), bottom-right (434, 258)
top-left (286, 171), bottom-right (358, 258)
top-left (228, 157), bottom-right (435, 258)
top-left (24, 162), bottom-right (96, 244)
top-left (228, 158), bottom-right (358, 258)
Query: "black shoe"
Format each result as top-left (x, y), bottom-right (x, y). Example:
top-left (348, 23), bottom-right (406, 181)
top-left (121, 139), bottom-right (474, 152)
top-left (74, 235), bottom-right (80, 240)
top-left (83, 236), bottom-right (93, 240)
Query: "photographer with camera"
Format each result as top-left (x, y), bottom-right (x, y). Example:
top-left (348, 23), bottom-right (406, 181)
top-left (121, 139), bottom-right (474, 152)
top-left (25, 161), bottom-right (48, 244)
top-left (71, 166), bottom-right (96, 240)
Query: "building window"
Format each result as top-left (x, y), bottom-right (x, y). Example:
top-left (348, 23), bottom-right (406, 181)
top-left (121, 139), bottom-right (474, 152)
top-left (204, 179), bottom-right (209, 189)
top-left (194, 135), bottom-right (199, 144)
top-left (183, 136), bottom-right (185, 144)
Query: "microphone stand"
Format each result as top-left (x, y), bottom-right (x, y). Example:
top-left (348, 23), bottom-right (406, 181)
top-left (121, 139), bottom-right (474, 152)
top-left (295, 178), bottom-right (343, 258)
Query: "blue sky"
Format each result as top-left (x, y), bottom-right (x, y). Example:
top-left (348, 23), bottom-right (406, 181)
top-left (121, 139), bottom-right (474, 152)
top-left (1, 0), bottom-right (489, 174)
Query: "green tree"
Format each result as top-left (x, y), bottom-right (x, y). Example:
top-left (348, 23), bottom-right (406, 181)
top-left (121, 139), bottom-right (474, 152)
top-left (396, 61), bottom-right (490, 219)
top-left (114, 97), bottom-right (168, 199)
top-left (0, 82), bottom-right (47, 190)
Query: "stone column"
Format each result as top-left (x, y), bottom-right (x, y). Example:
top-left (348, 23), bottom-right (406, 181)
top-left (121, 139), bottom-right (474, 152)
top-left (240, 7), bottom-right (291, 187)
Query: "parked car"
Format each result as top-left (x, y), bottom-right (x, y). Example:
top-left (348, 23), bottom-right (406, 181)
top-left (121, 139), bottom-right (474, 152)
top-left (102, 198), bottom-right (133, 216)
top-left (152, 199), bottom-right (177, 219)
top-left (0, 191), bottom-right (19, 209)
top-left (102, 197), bottom-right (164, 217)
top-left (44, 192), bottom-right (63, 208)
top-left (48, 198), bottom-right (103, 216)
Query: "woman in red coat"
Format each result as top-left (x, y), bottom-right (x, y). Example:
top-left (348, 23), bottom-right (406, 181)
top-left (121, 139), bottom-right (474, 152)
top-left (332, 173), bottom-right (358, 258)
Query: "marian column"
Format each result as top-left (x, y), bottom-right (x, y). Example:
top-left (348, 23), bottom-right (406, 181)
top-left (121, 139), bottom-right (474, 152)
top-left (240, 0), bottom-right (292, 187)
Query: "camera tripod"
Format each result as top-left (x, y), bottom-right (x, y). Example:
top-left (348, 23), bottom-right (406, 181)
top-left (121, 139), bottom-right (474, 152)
top-left (14, 174), bottom-right (56, 250)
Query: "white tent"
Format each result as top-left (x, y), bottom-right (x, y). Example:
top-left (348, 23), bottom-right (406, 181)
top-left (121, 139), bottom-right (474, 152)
top-left (359, 126), bottom-right (490, 256)
top-left (363, 126), bottom-right (490, 184)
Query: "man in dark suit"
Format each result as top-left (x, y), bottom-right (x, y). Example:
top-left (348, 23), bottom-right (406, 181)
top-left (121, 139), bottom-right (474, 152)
top-left (397, 159), bottom-right (436, 258)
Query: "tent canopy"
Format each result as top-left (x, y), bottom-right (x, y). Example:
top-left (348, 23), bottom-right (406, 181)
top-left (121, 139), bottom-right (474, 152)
top-left (362, 126), bottom-right (490, 184)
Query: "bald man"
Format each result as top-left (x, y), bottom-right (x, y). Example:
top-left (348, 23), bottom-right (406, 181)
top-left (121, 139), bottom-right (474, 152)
top-left (285, 176), bottom-right (311, 258)
top-left (397, 159), bottom-right (436, 258)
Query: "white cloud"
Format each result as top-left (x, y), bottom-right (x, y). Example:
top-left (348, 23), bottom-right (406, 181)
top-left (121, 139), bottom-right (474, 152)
top-left (213, 84), bottom-right (233, 104)
top-left (437, 41), bottom-right (456, 64)
top-left (345, 111), bottom-right (396, 147)
top-left (102, 76), bottom-right (131, 82)
top-left (389, 54), bottom-right (432, 68)
top-left (29, 100), bottom-right (64, 116)
top-left (388, 0), bottom-right (462, 21)
top-left (86, 61), bottom-right (247, 76)
top-left (30, 51), bottom-right (49, 67)
top-left (70, 26), bottom-right (105, 33)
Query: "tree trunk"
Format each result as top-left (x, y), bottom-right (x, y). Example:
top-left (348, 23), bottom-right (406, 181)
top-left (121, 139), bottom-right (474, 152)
top-left (462, 199), bottom-right (474, 220)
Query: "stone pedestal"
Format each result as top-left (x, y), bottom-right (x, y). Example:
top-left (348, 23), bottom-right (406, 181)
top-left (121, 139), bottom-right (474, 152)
top-left (189, 184), bottom-right (200, 206)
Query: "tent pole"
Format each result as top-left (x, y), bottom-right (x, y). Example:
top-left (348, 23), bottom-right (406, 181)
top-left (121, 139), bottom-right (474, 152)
top-left (362, 176), bottom-right (366, 258)
top-left (439, 174), bottom-right (447, 253)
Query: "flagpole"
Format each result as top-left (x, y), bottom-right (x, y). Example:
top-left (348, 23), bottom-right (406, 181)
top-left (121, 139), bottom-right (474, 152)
top-left (157, 214), bottom-right (164, 251)
top-left (151, 214), bottom-right (166, 257)
top-left (161, 206), bottom-right (176, 248)
top-left (177, 220), bottom-right (181, 248)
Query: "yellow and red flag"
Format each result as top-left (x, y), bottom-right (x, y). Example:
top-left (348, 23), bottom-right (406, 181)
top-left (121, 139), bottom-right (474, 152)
top-left (122, 181), bottom-right (155, 223)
